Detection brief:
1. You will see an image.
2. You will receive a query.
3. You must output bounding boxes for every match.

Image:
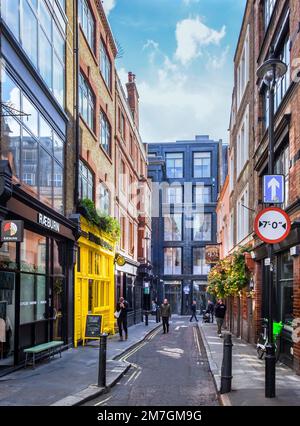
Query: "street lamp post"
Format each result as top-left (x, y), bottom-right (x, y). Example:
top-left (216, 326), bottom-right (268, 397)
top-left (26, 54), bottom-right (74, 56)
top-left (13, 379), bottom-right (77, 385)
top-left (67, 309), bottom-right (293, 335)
top-left (257, 51), bottom-right (287, 398)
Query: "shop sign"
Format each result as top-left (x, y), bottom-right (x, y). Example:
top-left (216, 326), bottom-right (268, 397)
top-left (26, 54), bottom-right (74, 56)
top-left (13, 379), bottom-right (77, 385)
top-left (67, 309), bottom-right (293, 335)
top-left (38, 214), bottom-right (60, 233)
top-left (254, 207), bottom-right (291, 244)
top-left (0, 220), bottom-right (24, 242)
top-left (88, 232), bottom-right (113, 252)
top-left (115, 254), bottom-right (126, 267)
top-left (205, 244), bottom-right (220, 264)
top-left (85, 314), bottom-right (102, 340)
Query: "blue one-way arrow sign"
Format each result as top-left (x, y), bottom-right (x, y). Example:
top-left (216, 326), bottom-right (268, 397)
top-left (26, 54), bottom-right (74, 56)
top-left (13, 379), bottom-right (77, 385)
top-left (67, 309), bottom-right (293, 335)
top-left (263, 175), bottom-right (285, 204)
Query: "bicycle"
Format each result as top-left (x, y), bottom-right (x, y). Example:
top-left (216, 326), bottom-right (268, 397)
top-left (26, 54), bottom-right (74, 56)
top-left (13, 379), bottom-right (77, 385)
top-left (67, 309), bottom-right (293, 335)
top-left (256, 318), bottom-right (283, 361)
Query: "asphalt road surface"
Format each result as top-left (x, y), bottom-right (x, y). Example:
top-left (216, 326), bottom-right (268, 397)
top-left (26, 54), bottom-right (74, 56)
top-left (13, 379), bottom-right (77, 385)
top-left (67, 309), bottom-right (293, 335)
top-left (84, 319), bottom-right (219, 406)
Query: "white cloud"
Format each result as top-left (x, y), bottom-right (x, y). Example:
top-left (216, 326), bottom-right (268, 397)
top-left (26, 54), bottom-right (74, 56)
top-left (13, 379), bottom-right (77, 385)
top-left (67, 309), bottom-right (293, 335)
top-left (143, 39), bottom-right (159, 51)
top-left (207, 45), bottom-right (230, 70)
top-left (102, 0), bottom-right (116, 16)
top-left (183, 0), bottom-right (200, 5)
top-left (138, 52), bottom-right (231, 144)
top-left (175, 16), bottom-right (226, 65)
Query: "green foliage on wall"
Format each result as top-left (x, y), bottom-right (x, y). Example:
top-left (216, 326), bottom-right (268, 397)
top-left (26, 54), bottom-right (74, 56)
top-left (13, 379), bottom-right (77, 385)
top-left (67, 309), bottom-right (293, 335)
top-left (78, 199), bottom-right (121, 242)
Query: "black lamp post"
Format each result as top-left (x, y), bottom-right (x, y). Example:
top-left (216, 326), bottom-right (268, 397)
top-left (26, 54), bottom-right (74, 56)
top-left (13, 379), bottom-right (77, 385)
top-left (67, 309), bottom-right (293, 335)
top-left (257, 51), bottom-right (287, 399)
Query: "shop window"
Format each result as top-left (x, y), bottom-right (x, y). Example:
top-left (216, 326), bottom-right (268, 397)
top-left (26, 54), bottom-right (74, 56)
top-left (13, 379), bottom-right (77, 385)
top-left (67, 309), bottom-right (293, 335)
top-left (20, 274), bottom-right (46, 324)
top-left (77, 247), bottom-right (81, 272)
top-left (95, 253), bottom-right (100, 276)
top-left (0, 243), bottom-right (17, 270)
top-left (20, 230), bottom-right (46, 274)
top-left (278, 251), bottom-right (293, 326)
top-left (88, 251), bottom-right (93, 275)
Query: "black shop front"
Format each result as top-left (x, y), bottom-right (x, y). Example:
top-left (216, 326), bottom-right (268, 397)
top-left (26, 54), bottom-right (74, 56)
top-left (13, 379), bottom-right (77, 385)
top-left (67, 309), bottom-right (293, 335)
top-left (0, 162), bottom-right (77, 375)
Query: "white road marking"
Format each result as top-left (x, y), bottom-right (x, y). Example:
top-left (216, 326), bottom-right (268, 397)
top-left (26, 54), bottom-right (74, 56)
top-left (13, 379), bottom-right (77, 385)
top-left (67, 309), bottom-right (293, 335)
top-left (193, 326), bottom-right (202, 356)
top-left (94, 396), bottom-right (112, 406)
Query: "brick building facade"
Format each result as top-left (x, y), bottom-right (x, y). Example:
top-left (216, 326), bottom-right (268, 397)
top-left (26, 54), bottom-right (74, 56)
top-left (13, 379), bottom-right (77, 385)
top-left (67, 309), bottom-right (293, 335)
top-left (223, 0), bottom-right (300, 373)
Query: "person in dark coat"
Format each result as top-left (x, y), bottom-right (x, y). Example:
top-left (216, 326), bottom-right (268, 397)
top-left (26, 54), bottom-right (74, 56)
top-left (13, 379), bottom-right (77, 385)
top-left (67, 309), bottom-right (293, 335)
top-left (189, 300), bottom-right (198, 322)
top-left (215, 299), bottom-right (226, 337)
top-left (116, 297), bottom-right (129, 341)
top-left (160, 298), bottom-right (171, 334)
top-left (207, 300), bottom-right (215, 323)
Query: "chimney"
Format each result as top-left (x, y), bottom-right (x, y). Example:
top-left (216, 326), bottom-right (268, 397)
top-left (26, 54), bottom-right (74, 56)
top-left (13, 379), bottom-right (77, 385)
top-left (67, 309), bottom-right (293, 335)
top-left (126, 71), bottom-right (139, 129)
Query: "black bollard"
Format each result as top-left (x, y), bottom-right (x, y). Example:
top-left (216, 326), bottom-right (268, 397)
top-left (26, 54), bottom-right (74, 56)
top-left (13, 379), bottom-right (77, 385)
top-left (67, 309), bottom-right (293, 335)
top-left (145, 311), bottom-right (149, 326)
top-left (98, 333), bottom-right (108, 388)
top-left (220, 333), bottom-right (233, 394)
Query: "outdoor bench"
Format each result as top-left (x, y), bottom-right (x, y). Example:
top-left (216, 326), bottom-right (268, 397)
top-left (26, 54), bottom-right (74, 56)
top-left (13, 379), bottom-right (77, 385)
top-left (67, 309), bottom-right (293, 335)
top-left (24, 341), bottom-right (64, 368)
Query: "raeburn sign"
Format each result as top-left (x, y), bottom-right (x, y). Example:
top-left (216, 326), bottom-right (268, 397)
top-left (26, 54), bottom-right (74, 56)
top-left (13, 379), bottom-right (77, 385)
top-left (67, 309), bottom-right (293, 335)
top-left (38, 214), bottom-right (60, 233)
top-left (1, 220), bottom-right (24, 242)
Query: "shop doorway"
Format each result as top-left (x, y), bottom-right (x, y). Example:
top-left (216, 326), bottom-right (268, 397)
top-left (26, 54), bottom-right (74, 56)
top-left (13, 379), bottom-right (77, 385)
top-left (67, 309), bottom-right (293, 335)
top-left (0, 270), bottom-right (15, 368)
top-left (193, 281), bottom-right (208, 313)
top-left (164, 281), bottom-right (182, 315)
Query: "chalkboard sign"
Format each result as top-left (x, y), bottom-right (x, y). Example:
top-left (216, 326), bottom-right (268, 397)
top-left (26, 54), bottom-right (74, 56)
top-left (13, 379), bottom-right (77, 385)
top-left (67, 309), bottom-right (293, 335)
top-left (84, 315), bottom-right (102, 342)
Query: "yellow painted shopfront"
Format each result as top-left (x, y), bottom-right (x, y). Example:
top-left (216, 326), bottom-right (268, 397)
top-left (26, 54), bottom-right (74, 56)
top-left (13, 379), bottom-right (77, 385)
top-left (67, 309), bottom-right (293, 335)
top-left (74, 217), bottom-right (115, 347)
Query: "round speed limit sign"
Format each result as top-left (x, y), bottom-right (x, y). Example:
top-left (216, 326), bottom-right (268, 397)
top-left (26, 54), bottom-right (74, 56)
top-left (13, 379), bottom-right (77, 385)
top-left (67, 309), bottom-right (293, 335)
top-left (254, 207), bottom-right (291, 244)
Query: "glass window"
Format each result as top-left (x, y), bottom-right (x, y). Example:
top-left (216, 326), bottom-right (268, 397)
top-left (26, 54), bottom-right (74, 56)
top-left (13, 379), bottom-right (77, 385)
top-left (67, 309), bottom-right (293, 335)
top-left (275, 145), bottom-right (289, 208)
top-left (164, 215), bottom-right (182, 241)
top-left (193, 152), bottom-right (211, 178)
top-left (79, 160), bottom-right (94, 200)
top-left (1, 68), bottom-right (65, 212)
top-left (193, 214), bottom-right (212, 241)
top-left (53, 240), bottom-right (63, 275)
top-left (193, 248), bottom-right (210, 275)
top-left (22, 0), bottom-right (38, 66)
top-left (39, 116), bottom-right (53, 152)
top-left (99, 183), bottom-right (110, 215)
top-left (79, 73), bottom-right (95, 131)
top-left (39, 27), bottom-right (52, 89)
top-left (166, 153), bottom-right (183, 178)
top-left (20, 274), bottom-right (46, 324)
top-left (164, 248), bottom-right (182, 275)
top-left (194, 186), bottom-right (211, 204)
top-left (0, 243), bottom-right (17, 270)
top-left (278, 251), bottom-right (293, 325)
top-left (79, 0), bottom-right (95, 50)
top-left (20, 230), bottom-right (46, 273)
top-left (2, 0), bottom-right (20, 39)
top-left (100, 112), bottom-right (111, 155)
top-left (39, 147), bottom-right (53, 208)
top-left (100, 40), bottom-right (112, 90)
top-left (165, 186), bottom-right (182, 204)
top-left (264, 0), bottom-right (276, 30)
top-left (1, 0), bottom-right (65, 106)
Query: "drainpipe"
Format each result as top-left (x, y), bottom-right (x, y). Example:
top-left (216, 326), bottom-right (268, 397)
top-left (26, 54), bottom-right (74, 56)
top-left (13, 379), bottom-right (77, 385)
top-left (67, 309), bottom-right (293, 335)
top-left (74, 0), bottom-right (80, 209)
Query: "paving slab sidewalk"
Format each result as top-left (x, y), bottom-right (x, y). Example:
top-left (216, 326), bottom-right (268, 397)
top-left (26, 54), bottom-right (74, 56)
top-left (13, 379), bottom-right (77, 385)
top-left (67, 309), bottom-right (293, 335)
top-left (199, 323), bottom-right (300, 406)
top-left (0, 320), bottom-right (161, 406)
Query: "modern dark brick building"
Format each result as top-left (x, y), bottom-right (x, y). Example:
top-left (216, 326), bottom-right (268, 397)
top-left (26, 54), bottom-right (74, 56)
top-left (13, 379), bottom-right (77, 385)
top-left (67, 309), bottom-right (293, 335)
top-left (148, 135), bottom-right (224, 315)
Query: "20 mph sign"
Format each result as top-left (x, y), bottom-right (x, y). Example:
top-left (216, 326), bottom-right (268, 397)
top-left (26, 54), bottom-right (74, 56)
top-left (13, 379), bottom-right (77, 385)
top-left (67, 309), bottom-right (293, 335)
top-left (254, 207), bottom-right (291, 244)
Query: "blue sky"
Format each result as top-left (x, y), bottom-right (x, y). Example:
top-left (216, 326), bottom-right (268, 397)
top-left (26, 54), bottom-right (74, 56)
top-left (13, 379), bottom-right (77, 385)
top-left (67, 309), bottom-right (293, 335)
top-left (103, 0), bottom-right (246, 143)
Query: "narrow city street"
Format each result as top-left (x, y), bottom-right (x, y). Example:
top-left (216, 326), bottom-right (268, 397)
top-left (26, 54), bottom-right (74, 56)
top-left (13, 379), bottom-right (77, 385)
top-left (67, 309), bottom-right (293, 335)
top-left (83, 319), bottom-right (219, 407)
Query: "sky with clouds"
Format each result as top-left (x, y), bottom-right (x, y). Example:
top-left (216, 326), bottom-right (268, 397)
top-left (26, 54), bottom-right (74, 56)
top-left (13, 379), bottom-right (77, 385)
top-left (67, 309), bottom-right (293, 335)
top-left (103, 0), bottom-right (246, 144)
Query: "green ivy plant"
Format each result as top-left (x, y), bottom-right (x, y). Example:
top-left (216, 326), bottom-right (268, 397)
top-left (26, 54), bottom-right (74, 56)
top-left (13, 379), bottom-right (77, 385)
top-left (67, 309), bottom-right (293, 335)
top-left (78, 199), bottom-right (121, 242)
top-left (206, 247), bottom-right (251, 299)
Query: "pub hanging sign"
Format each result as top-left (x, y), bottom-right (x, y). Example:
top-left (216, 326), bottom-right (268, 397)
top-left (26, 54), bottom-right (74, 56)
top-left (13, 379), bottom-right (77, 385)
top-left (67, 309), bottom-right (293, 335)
top-left (1, 220), bottom-right (24, 242)
top-left (205, 244), bottom-right (220, 265)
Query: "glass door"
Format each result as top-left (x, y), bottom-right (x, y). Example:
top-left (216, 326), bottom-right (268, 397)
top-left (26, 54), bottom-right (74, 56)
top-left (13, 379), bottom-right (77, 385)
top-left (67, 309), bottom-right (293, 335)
top-left (164, 281), bottom-right (182, 315)
top-left (0, 270), bottom-right (15, 367)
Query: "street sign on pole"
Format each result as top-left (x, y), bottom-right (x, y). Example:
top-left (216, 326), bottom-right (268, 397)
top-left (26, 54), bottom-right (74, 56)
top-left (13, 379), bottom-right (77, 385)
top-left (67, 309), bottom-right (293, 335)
top-left (263, 175), bottom-right (284, 204)
top-left (254, 207), bottom-right (291, 244)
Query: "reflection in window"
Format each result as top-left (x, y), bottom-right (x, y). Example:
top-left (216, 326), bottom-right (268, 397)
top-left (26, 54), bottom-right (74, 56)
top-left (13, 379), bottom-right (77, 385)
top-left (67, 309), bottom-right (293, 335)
top-left (193, 152), bottom-right (211, 178)
top-left (164, 248), bottom-right (182, 275)
top-left (1, 67), bottom-right (65, 213)
top-left (193, 248), bottom-right (210, 275)
top-left (2, 0), bottom-right (65, 107)
top-left (165, 186), bottom-right (182, 204)
top-left (100, 40), bottom-right (111, 89)
top-left (20, 230), bottom-right (46, 273)
top-left (166, 153), bottom-right (183, 178)
top-left (99, 183), bottom-right (110, 215)
top-left (79, 160), bottom-right (94, 200)
top-left (79, 73), bottom-right (95, 131)
top-left (79, 0), bottom-right (95, 50)
top-left (164, 215), bottom-right (182, 241)
top-left (194, 186), bottom-right (211, 204)
top-left (100, 112), bottom-right (111, 155)
top-left (193, 214), bottom-right (212, 241)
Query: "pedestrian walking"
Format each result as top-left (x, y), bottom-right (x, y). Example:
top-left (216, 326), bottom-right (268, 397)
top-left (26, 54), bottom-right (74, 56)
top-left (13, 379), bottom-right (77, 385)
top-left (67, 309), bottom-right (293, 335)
top-left (116, 297), bottom-right (129, 341)
top-left (189, 300), bottom-right (199, 322)
top-left (151, 299), bottom-right (160, 323)
top-left (207, 300), bottom-right (215, 323)
top-left (215, 299), bottom-right (226, 337)
top-left (160, 298), bottom-right (171, 334)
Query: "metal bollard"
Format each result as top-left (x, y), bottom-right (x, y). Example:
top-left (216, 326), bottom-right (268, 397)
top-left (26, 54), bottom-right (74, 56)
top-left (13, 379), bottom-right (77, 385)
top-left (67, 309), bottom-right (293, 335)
top-left (145, 311), bottom-right (149, 326)
top-left (220, 333), bottom-right (233, 394)
top-left (98, 333), bottom-right (108, 388)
